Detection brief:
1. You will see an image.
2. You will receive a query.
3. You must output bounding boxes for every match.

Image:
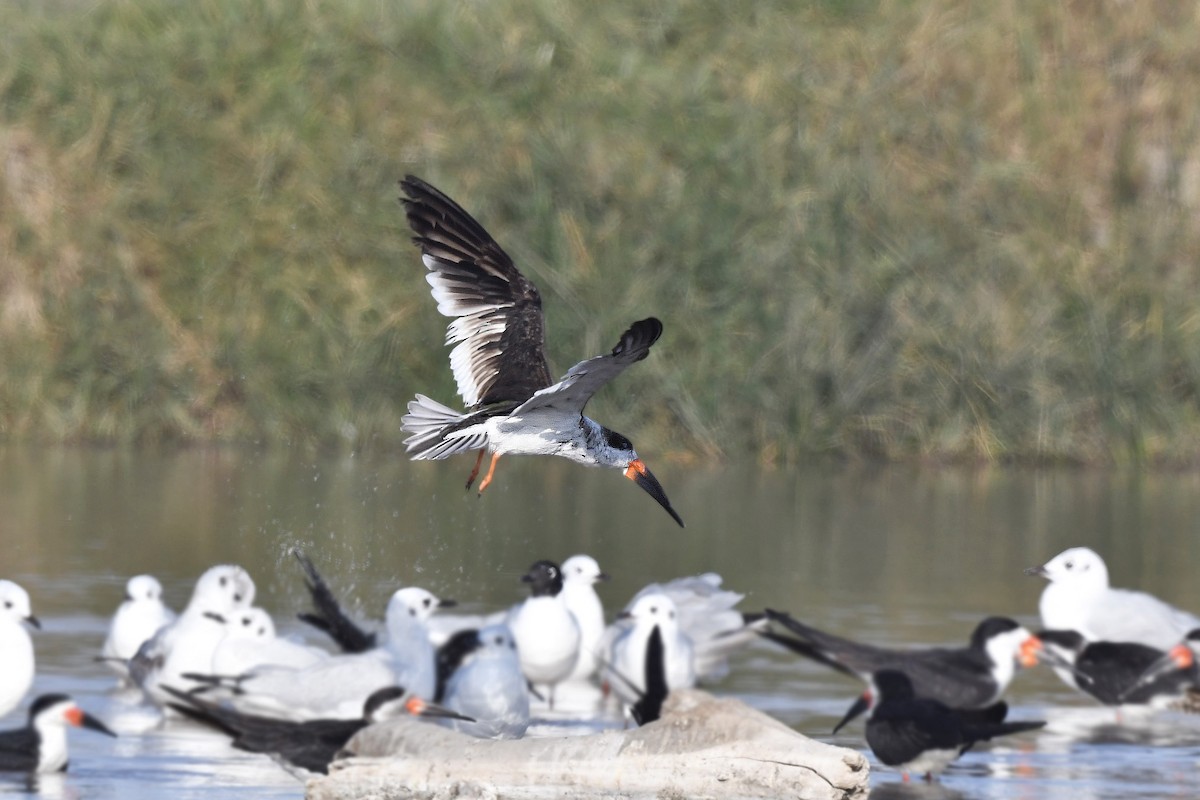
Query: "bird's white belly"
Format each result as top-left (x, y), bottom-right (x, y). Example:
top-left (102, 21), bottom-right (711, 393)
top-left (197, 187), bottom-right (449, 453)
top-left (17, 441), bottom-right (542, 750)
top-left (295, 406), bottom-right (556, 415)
top-left (900, 747), bottom-right (961, 777)
top-left (487, 414), bottom-right (586, 462)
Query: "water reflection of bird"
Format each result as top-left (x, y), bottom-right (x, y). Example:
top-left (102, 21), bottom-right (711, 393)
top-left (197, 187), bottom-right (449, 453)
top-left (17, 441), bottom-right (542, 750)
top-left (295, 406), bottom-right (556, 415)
top-left (863, 670), bottom-right (1044, 782)
top-left (0, 694), bottom-right (115, 774)
top-left (398, 175), bottom-right (683, 528)
top-left (762, 611), bottom-right (1042, 731)
top-left (164, 685), bottom-right (470, 776)
top-left (0, 581), bottom-right (39, 718)
top-left (1027, 547), bottom-right (1200, 650)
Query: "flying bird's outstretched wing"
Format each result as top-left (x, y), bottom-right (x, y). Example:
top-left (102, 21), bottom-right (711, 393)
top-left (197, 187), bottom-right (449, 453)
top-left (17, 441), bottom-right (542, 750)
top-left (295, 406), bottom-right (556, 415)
top-left (514, 318), bottom-right (664, 416)
top-left (401, 176), bottom-right (553, 408)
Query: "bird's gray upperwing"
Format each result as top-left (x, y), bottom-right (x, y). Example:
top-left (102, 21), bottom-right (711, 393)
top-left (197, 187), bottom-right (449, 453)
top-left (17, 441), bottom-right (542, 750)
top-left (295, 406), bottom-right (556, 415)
top-left (401, 176), bottom-right (552, 408)
top-left (513, 318), bottom-right (664, 416)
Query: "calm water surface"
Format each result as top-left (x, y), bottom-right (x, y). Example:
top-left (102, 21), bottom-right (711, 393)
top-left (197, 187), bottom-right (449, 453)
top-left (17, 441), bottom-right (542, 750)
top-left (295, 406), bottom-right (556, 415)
top-left (3, 446), bottom-right (1200, 799)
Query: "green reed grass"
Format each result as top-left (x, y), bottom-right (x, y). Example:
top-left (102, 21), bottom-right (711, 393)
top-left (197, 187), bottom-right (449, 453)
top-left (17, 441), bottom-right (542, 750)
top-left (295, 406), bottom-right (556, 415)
top-left (2, 0), bottom-right (1200, 463)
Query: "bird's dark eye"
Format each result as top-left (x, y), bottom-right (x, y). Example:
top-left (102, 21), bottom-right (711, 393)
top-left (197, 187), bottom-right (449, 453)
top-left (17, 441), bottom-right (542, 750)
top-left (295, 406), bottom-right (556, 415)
top-left (604, 429), bottom-right (633, 451)
top-left (650, 606), bottom-right (658, 614)
top-left (409, 608), bottom-right (417, 617)
top-left (423, 598), bottom-right (432, 608)
top-left (1065, 561), bottom-right (1073, 570)
top-left (219, 576), bottom-right (228, 587)
top-left (3, 601), bottom-right (10, 610)
top-left (242, 617), bottom-right (252, 627)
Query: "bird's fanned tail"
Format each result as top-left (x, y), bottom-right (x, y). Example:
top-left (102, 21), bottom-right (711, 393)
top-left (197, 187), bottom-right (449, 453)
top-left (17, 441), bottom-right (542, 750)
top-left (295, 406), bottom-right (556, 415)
top-left (402, 394), bottom-right (487, 460)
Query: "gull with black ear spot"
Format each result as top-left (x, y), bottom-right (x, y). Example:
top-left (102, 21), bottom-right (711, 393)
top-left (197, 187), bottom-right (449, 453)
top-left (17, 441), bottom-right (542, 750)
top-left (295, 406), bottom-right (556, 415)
top-left (183, 586), bottom-right (455, 722)
top-left (127, 564), bottom-right (256, 710)
top-left (439, 624), bottom-right (531, 739)
top-left (1027, 546), bottom-right (1200, 650)
top-left (399, 176), bottom-right (683, 527)
top-left (210, 607), bottom-right (330, 676)
top-left (604, 593), bottom-right (695, 711)
top-left (99, 575), bottom-right (176, 685)
top-left (0, 580), bottom-right (40, 717)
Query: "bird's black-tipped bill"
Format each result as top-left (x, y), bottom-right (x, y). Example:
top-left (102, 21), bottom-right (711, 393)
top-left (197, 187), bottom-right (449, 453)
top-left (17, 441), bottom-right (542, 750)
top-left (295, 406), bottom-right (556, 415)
top-left (1121, 645), bottom-right (1193, 700)
top-left (1023, 565), bottom-right (1048, 578)
top-left (26, 615), bottom-right (41, 630)
top-left (68, 707), bottom-right (117, 738)
top-left (408, 698), bottom-right (475, 723)
top-left (624, 459), bottom-right (684, 528)
top-left (832, 693), bottom-right (870, 734)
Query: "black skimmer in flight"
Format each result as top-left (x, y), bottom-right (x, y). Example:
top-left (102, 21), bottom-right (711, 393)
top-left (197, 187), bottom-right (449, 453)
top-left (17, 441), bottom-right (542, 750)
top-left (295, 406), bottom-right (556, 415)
top-left (863, 670), bottom-right (1044, 782)
top-left (398, 176), bottom-right (684, 528)
top-left (761, 610), bottom-right (1044, 730)
top-left (164, 685), bottom-right (471, 775)
top-left (1036, 629), bottom-right (1194, 707)
top-left (0, 694), bottom-right (115, 774)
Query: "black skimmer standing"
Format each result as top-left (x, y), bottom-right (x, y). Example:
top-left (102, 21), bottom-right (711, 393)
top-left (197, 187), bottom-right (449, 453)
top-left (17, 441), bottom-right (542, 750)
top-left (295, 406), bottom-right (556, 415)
top-left (1121, 629), bottom-right (1200, 704)
top-left (164, 685), bottom-right (471, 775)
top-left (1027, 546), bottom-right (1200, 650)
top-left (0, 580), bottom-right (39, 717)
top-left (1036, 629), bottom-right (1194, 707)
top-left (398, 176), bottom-right (684, 528)
top-left (863, 670), bottom-right (1044, 782)
top-left (0, 694), bottom-right (115, 774)
top-left (761, 611), bottom-right (1043, 730)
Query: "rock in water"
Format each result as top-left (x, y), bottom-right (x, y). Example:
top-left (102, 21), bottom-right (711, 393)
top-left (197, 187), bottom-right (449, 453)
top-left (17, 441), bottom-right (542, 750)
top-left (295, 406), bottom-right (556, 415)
top-left (306, 689), bottom-right (869, 799)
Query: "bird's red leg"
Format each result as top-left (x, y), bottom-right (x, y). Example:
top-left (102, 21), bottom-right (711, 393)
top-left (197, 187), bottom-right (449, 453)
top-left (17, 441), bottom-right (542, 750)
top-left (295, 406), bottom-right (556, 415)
top-left (477, 453), bottom-right (502, 495)
top-left (464, 451), bottom-right (486, 491)
top-left (901, 773), bottom-right (911, 783)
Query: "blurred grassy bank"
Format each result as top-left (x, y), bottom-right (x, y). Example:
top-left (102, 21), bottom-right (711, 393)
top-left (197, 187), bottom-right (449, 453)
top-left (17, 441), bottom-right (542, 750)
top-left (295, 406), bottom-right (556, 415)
top-left (2, 0), bottom-right (1200, 464)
